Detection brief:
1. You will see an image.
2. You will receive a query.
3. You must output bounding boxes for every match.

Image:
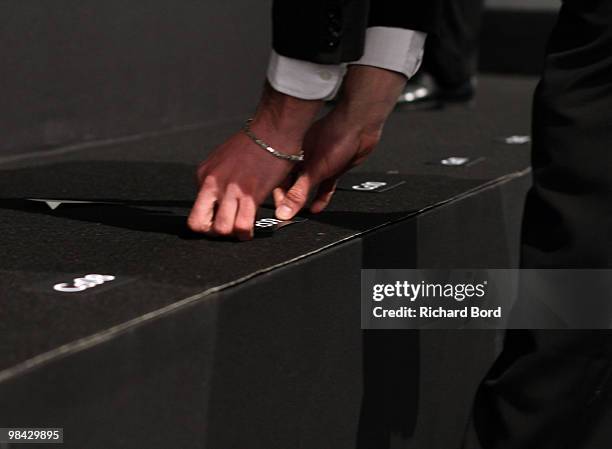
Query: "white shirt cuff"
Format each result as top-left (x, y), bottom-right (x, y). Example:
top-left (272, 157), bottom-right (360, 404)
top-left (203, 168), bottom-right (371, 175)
top-left (267, 50), bottom-right (346, 101)
top-left (266, 27), bottom-right (427, 101)
top-left (349, 27), bottom-right (426, 79)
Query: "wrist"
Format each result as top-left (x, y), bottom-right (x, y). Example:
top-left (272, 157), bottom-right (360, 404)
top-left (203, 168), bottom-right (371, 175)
top-left (335, 65), bottom-right (406, 129)
top-left (325, 106), bottom-right (384, 147)
top-left (250, 83), bottom-right (324, 149)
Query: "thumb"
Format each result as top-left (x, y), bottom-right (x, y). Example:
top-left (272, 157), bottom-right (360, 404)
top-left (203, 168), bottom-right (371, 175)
top-left (276, 173), bottom-right (313, 220)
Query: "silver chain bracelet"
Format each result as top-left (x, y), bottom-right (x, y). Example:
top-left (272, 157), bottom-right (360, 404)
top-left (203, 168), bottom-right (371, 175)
top-left (243, 118), bottom-right (305, 162)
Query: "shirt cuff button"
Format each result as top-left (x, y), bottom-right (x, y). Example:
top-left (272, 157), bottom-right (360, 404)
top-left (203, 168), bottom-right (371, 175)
top-left (318, 70), bottom-right (333, 81)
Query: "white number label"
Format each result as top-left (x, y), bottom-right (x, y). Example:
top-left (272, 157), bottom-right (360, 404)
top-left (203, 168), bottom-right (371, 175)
top-left (54, 274), bottom-right (116, 293)
top-left (255, 218), bottom-right (283, 228)
top-left (352, 181), bottom-right (387, 191)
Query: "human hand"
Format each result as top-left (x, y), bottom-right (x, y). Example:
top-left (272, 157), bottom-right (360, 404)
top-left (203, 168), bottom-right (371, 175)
top-left (273, 110), bottom-right (382, 218)
top-left (187, 84), bottom-right (323, 240)
top-left (187, 130), bottom-right (298, 241)
top-left (274, 65), bottom-right (406, 219)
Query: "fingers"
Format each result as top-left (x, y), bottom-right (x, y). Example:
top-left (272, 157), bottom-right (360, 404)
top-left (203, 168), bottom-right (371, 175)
top-left (276, 173), bottom-right (313, 220)
top-left (187, 180), bottom-right (217, 233)
top-left (273, 167), bottom-right (302, 209)
top-left (211, 195), bottom-right (238, 237)
top-left (272, 187), bottom-right (285, 209)
top-left (275, 171), bottom-right (340, 218)
top-left (310, 177), bottom-right (338, 214)
top-left (234, 197), bottom-right (257, 241)
top-left (189, 177), bottom-right (257, 240)
top-left (273, 175), bottom-right (293, 209)
top-left (190, 169), bottom-right (336, 239)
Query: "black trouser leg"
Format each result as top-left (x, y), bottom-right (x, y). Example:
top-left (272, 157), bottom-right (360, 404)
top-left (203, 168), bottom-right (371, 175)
top-left (464, 2), bottom-right (612, 448)
top-left (423, 0), bottom-right (485, 88)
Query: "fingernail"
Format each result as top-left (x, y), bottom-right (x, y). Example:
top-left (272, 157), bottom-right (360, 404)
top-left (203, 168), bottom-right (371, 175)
top-left (276, 205), bottom-right (293, 220)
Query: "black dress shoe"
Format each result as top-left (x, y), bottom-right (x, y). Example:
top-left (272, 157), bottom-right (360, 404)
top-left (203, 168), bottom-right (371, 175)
top-left (397, 73), bottom-right (476, 110)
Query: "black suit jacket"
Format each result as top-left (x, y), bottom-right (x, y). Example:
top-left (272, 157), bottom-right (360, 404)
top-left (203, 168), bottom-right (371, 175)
top-left (272, 0), bottom-right (442, 65)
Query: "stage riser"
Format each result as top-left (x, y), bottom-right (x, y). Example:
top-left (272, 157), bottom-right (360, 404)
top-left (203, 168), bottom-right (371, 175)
top-left (0, 175), bottom-right (529, 449)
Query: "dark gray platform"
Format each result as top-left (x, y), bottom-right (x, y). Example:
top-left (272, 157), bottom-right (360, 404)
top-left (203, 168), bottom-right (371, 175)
top-left (0, 75), bottom-right (534, 449)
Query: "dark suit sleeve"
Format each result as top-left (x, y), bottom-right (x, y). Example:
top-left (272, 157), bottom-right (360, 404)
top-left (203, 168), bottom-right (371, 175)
top-left (272, 0), bottom-right (442, 65)
top-left (368, 1), bottom-right (442, 34)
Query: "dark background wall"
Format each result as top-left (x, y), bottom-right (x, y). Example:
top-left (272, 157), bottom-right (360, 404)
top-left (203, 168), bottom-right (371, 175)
top-left (1, 0), bottom-right (557, 159)
top-left (479, 5), bottom-right (558, 76)
top-left (1, 0), bottom-right (271, 158)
